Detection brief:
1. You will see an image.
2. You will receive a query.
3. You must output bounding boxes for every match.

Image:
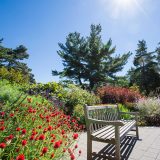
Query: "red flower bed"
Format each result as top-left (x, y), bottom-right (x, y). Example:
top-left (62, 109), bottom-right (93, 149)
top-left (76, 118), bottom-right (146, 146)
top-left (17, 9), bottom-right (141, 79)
top-left (97, 86), bottom-right (142, 104)
top-left (0, 96), bottom-right (82, 159)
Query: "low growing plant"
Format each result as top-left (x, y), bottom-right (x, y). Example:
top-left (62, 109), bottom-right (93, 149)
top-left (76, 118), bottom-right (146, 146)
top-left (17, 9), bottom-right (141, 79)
top-left (0, 95), bottom-right (83, 159)
top-left (137, 97), bottom-right (160, 126)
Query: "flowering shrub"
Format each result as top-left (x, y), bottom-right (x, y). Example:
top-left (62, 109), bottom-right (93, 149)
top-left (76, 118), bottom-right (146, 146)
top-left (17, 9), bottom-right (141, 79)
top-left (137, 97), bottom-right (160, 126)
top-left (97, 86), bottom-right (142, 105)
top-left (0, 95), bottom-right (82, 159)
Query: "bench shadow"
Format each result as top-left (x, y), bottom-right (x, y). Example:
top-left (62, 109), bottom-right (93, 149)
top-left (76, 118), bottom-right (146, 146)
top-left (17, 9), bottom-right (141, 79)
top-left (92, 135), bottom-right (138, 160)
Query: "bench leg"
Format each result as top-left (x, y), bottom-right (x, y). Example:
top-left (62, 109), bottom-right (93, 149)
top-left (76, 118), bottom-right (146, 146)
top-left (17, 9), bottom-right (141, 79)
top-left (87, 135), bottom-right (92, 160)
top-left (115, 126), bottom-right (121, 160)
top-left (135, 115), bottom-right (139, 139)
top-left (136, 124), bottom-right (139, 139)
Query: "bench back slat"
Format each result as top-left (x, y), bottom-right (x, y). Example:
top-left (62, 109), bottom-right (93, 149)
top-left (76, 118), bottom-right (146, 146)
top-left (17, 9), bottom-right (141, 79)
top-left (84, 104), bottom-right (119, 133)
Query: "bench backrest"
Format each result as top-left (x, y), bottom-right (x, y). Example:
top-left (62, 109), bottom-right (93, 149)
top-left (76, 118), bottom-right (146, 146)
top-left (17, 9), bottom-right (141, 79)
top-left (84, 104), bottom-right (119, 133)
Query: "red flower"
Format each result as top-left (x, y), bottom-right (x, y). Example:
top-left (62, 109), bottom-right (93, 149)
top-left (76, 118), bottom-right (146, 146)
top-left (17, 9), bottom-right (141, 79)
top-left (79, 150), bottom-right (82, 154)
top-left (0, 126), bottom-right (5, 131)
top-left (42, 147), bottom-right (48, 154)
top-left (22, 140), bottom-right (27, 146)
top-left (70, 154), bottom-right (75, 160)
top-left (16, 127), bottom-right (21, 131)
top-left (54, 141), bottom-right (61, 148)
top-left (61, 130), bottom-right (65, 135)
top-left (0, 112), bottom-right (5, 116)
top-left (16, 154), bottom-right (25, 160)
top-left (10, 113), bottom-right (14, 117)
top-left (39, 134), bottom-right (45, 140)
top-left (22, 129), bottom-right (26, 135)
top-left (8, 134), bottom-right (14, 140)
top-left (48, 125), bottom-right (52, 131)
top-left (73, 133), bottom-right (78, 139)
top-left (30, 135), bottom-right (35, 140)
top-left (0, 143), bottom-right (6, 148)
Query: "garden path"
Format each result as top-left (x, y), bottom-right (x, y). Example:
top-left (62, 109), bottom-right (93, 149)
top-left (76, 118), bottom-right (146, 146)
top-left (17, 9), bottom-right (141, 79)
top-left (76, 127), bottom-right (160, 160)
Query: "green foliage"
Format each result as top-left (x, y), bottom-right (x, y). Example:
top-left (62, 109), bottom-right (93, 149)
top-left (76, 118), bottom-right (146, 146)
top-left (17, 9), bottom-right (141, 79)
top-left (73, 104), bottom-right (85, 125)
top-left (0, 79), bottom-right (23, 105)
top-left (29, 82), bottom-right (67, 101)
top-left (64, 84), bottom-right (101, 113)
top-left (118, 104), bottom-right (131, 120)
top-left (0, 39), bottom-right (35, 83)
top-left (0, 66), bottom-right (30, 84)
top-left (53, 24), bottom-right (131, 89)
top-left (129, 40), bottom-right (160, 95)
top-left (137, 97), bottom-right (160, 126)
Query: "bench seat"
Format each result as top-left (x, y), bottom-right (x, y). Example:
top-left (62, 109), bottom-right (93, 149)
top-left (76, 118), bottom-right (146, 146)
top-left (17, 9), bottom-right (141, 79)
top-left (91, 120), bottom-right (136, 143)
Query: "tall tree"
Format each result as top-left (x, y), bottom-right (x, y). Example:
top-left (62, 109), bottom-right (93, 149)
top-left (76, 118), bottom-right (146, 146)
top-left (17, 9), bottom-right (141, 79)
top-left (53, 24), bottom-right (131, 89)
top-left (129, 40), bottom-right (160, 95)
top-left (0, 39), bottom-right (35, 83)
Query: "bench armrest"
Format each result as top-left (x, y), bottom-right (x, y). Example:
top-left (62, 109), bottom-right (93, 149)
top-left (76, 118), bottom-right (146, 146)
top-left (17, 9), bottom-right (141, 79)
top-left (88, 118), bottom-right (124, 126)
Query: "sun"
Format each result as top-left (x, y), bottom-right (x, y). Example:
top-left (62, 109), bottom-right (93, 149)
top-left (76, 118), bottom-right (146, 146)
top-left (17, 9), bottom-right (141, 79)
top-left (102, 0), bottom-right (146, 19)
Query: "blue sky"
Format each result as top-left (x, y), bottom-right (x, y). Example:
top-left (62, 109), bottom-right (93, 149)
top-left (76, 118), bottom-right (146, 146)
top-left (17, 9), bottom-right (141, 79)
top-left (0, 0), bottom-right (160, 83)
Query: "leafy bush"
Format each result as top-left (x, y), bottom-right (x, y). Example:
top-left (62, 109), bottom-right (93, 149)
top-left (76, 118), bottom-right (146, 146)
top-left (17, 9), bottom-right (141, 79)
top-left (73, 104), bottom-right (85, 125)
top-left (0, 86), bottom-right (82, 159)
top-left (137, 97), bottom-right (160, 126)
top-left (0, 79), bottom-right (23, 105)
top-left (97, 86), bottom-right (142, 105)
top-left (0, 67), bottom-right (30, 84)
top-left (65, 84), bottom-right (101, 113)
top-left (118, 104), bottom-right (131, 120)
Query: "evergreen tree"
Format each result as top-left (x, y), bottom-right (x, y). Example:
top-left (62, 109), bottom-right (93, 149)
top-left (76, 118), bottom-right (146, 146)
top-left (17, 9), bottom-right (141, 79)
top-left (130, 40), bottom-right (160, 95)
top-left (0, 39), bottom-right (35, 83)
top-left (53, 24), bottom-right (131, 89)
top-left (156, 42), bottom-right (160, 70)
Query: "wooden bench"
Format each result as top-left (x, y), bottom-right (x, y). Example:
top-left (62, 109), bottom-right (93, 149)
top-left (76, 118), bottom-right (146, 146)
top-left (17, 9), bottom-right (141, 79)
top-left (84, 104), bottom-right (139, 160)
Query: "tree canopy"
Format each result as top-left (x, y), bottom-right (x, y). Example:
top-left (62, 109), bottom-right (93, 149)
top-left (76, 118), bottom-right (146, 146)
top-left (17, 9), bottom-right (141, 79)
top-left (0, 39), bottom-right (35, 83)
top-left (53, 24), bottom-right (131, 89)
top-left (129, 40), bottom-right (160, 95)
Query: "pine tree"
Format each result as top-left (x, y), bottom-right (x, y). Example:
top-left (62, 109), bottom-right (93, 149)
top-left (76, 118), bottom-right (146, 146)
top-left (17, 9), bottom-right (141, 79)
top-left (130, 40), bottom-right (160, 95)
top-left (0, 39), bottom-right (35, 83)
top-left (53, 24), bottom-right (131, 89)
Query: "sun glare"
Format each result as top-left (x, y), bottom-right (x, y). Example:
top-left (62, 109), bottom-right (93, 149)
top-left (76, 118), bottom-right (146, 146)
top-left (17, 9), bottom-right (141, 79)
top-left (101, 0), bottom-right (146, 19)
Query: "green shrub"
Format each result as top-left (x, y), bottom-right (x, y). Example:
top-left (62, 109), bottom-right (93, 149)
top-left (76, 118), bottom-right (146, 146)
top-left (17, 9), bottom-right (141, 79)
top-left (65, 84), bottom-right (101, 113)
top-left (0, 80), bottom-right (23, 105)
top-left (0, 67), bottom-right (30, 84)
top-left (73, 104), bottom-right (85, 125)
top-left (137, 97), bottom-right (160, 126)
top-left (118, 104), bottom-right (131, 120)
